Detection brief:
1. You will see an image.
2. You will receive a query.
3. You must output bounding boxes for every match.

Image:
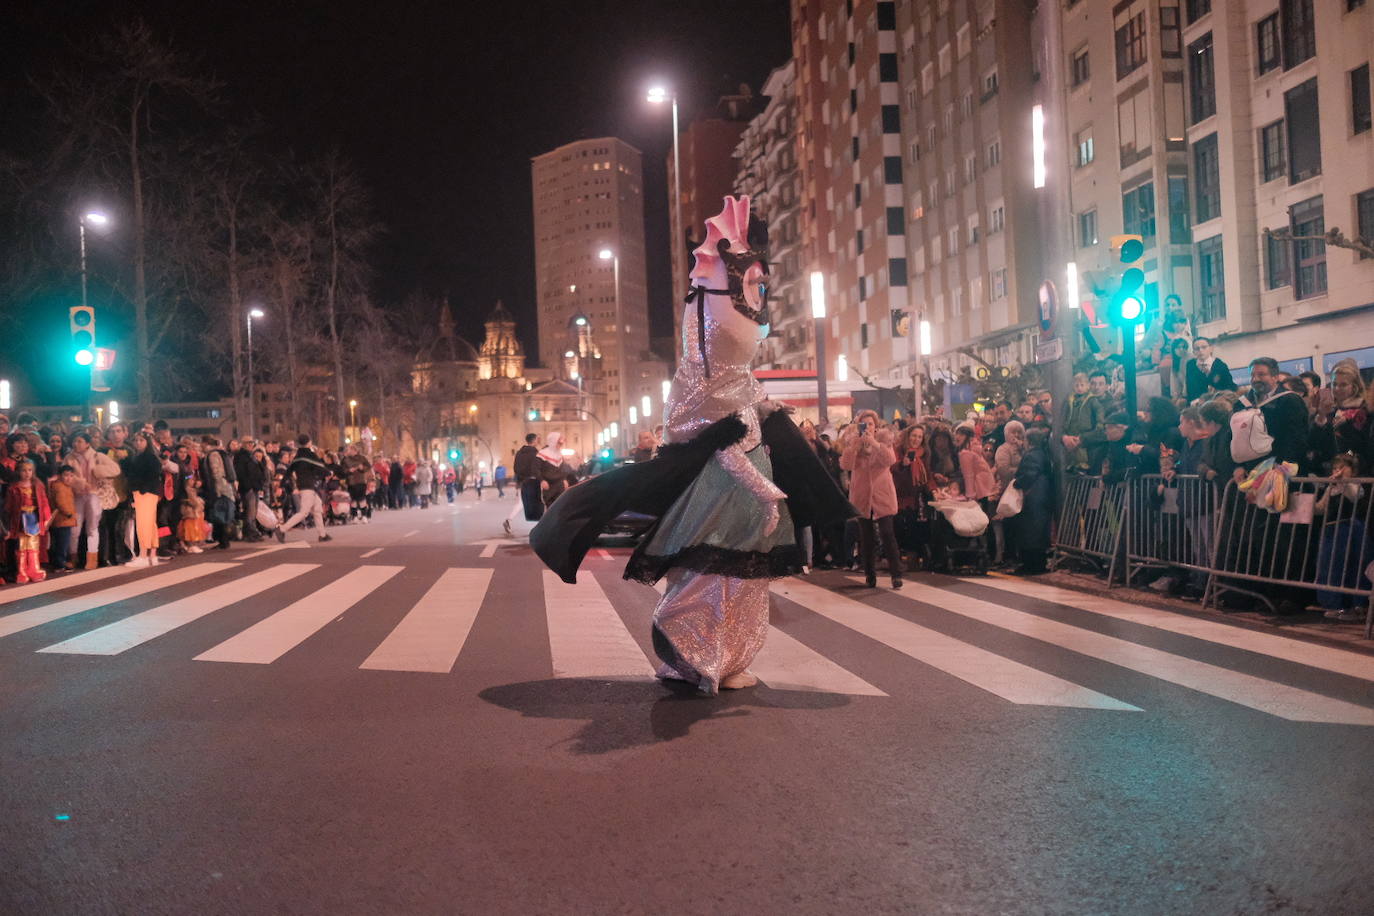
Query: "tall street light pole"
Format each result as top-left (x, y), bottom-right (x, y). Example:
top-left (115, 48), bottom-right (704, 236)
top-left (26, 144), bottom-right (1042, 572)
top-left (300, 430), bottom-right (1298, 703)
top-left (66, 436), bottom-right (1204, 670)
top-left (349, 399), bottom-right (358, 444)
top-left (810, 271), bottom-right (828, 426)
top-left (648, 85), bottom-right (682, 296)
top-left (598, 248), bottom-right (627, 454)
top-left (246, 308), bottom-right (264, 439)
top-left (78, 211), bottom-right (109, 422)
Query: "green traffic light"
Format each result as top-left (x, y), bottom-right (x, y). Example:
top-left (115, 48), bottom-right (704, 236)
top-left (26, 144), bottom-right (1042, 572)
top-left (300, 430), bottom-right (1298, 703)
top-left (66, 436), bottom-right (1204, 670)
top-left (75, 348), bottom-right (95, 366)
top-left (1120, 296), bottom-right (1145, 322)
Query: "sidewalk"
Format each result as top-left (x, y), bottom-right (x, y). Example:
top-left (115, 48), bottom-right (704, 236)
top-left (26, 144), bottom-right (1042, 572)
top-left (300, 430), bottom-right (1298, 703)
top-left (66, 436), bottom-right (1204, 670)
top-left (1006, 568), bottom-right (1374, 656)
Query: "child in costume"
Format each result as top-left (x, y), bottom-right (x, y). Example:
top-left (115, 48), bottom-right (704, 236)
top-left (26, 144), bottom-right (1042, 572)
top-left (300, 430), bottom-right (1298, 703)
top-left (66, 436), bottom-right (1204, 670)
top-left (47, 465), bottom-right (79, 572)
top-left (4, 459), bottom-right (52, 584)
top-left (179, 482), bottom-right (209, 554)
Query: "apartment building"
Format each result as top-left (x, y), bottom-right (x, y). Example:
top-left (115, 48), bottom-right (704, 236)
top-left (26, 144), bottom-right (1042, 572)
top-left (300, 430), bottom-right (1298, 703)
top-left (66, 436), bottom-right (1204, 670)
top-left (895, 0), bottom-right (1044, 379)
top-left (792, 0), bottom-right (913, 392)
top-left (531, 138), bottom-right (652, 425)
top-left (1180, 0), bottom-right (1373, 378)
top-left (734, 61), bottom-right (810, 371)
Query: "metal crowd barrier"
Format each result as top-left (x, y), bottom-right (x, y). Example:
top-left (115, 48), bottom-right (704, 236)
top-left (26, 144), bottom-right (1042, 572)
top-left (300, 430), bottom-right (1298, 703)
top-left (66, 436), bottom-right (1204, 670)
top-left (1124, 474), bottom-right (1221, 588)
top-left (1052, 474), bottom-right (1126, 583)
top-left (1204, 475), bottom-right (1374, 638)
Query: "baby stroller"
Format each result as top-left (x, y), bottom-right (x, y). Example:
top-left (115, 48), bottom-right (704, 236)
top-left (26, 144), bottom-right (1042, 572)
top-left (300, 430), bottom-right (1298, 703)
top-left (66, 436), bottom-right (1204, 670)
top-left (927, 497), bottom-right (990, 575)
top-left (326, 485), bottom-right (352, 526)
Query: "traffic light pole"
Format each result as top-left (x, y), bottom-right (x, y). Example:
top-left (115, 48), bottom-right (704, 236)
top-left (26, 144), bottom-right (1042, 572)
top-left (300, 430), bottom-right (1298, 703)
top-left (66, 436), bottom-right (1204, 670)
top-left (79, 220), bottom-right (93, 425)
top-left (1121, 328), bottom-right (1138, 421)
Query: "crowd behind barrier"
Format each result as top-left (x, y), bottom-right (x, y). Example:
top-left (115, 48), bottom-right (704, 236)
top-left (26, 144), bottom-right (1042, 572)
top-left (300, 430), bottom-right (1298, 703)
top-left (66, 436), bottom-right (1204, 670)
top-left (1057, 471), bottom-right (1374, 639)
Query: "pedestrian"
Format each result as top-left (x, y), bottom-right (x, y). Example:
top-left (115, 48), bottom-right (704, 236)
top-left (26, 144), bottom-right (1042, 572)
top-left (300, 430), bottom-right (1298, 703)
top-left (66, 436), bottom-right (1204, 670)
top-left (388, 456), bottom-right (405, 509)
top-left (1011, 427), bottom-right (1056, 575)
top-left (100, 423), bottom-right (135, 566)
top-left (46, 464), bottom-right (78, 573)
top-left (402, 457), bottom-right (418, 507)
top-left (126, 431), bottom-right (165, 567)
top-left (64, 432), bottom-right (116, 569)
top-left (1061, 373), bottom-right (1103, 472)
top-left (839, 410), bottom-right (903, 589)
top-left (891, 424), bottom-right (932, 570)
top-left (630, 431), bottom-right (657, 463)
top-left (1184, 337), bottom-right (1236, 402)
top-left (536, 433), bottom-right (575, 507)
top-left (1126, 397), bottom-right (1185, 476)
top-left (507, 433), bottom-right (542, 536)
top-left (494, 463), bottom-right (508, 497)
top-left (1312, 453), bottom-right (1372, 621)
top-left (201, 436), bottom-right (238, 550)
top-left (342, 444), bottom-right (373, 522)
top-left (3, 458), bottom-right (51, 583)
top-left (415, 459), bottom-right (434, 509)
top-left (1311, 359), bottom-right (1370, 473)
top-left (276, 434), bottom-right (331, 543)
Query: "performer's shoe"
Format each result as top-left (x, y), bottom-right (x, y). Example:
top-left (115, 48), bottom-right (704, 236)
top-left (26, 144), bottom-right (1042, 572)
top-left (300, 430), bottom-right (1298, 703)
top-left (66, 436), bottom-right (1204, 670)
top-left (891, 577), bottom-right (903, 590)
top-left (719, 671), bottom-right (759, 690)
top-left (274, 528), bottom-right (286, 544)
top-left (503, 520), bottom-right (513, 537)
top-left (864, 572), bottom-right (878, 588)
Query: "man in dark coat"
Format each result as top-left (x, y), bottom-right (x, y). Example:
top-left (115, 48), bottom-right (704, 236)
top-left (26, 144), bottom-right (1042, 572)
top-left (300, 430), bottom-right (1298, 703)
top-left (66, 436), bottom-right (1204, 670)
top-left (1184, 337), bottom-right (1237, 402)
top-left (1230, 356), bottom-right (1309, 479)
top-left (1011, 427), bottom-right (1056, 575)
top-left (509, 433), bottom-right (543, 530)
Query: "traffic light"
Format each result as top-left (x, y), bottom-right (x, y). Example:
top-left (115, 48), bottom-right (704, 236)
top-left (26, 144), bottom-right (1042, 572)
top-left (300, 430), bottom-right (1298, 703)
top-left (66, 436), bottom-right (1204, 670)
top-left (527, 408), bottom-right (540, 421)
top-left (1109, 235), bottom-right (1146, 328)
top-left (600, 448), bottom-right (613, 461)
top-left (69, 305), bottom-right (95, 366)
top-left (448, 448), bottom-right (460, 462)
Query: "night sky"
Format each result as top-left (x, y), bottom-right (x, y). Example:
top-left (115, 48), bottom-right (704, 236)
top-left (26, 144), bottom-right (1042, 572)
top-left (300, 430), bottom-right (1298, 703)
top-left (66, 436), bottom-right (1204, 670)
top-left (5, 0), bottom-right (793, 374)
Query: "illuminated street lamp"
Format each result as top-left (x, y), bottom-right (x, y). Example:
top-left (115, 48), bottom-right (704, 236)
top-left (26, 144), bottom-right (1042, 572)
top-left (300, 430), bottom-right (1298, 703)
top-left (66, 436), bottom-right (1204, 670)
top-left (349, 399), bottom-right (358, 442)
top-left (247, 307), bottom-right (265, 438)
top-left (647, 83), bottom-right (683, 297)
top-left (810, 271), bottom-right (829, 423)
top-left (641, 395), bottom-right (651, 418)
top-left (598, 246), bottom-right (627, 451)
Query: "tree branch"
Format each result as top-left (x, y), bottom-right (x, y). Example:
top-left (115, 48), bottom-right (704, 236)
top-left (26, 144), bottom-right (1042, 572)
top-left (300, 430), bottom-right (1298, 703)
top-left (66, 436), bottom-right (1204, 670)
top-left (1264, 226), bottom-right (1374, 258)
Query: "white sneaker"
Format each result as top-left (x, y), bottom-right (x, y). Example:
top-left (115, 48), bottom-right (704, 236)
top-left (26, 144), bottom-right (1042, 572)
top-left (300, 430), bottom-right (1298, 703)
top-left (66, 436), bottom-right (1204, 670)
top-left (188, 545), bottom-right (203, 554)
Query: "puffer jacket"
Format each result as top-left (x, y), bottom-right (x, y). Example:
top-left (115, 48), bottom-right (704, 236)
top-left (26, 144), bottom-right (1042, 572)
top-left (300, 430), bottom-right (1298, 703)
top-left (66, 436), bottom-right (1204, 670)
top-left (839, 428), bottom-right (898, 519)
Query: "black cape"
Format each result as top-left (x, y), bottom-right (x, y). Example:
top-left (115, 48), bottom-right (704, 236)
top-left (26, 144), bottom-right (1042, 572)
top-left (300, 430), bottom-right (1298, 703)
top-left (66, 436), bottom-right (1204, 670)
top-left (530, 410), bottom-right (856, 584)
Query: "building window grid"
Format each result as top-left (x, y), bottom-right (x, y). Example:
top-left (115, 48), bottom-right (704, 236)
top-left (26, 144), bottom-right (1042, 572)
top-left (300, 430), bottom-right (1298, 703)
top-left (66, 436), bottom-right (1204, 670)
top-left (1075, 128), bottom-right (1095, 167)
top-left (1161, 6), bottom-right (1182, 58)
top-left (1282, 0), bottom-right (1317, 70)
top-left (1071, 48), bottom-right (1090, 88)
top-left (1355, 189), bottom-right (1374, 259)
top-left (1260, 120), bottom-right (1287, 183)
top-left (1266, 231), bottom-right (1292, 287)
top-left (1186, 0), bottom-right (1212, 24)
top-left (1123, 183), bottom-right (1157, 239)
top-left (1291, 196), bottom-right (1327, 298)
top-left (1193, 133), bottom-right (1221, 223)
top-left (1078, 209), bottom-right (1099, 247)
top-left (1188, 33), bottom-right (1216, 124)
top-left (1116, 12), bottom-right (1148, 80)
top-left (1256, 14), bottom-right (1281, 75)
top-left (1197, 235), bottom-right (1226, 322)
top-left (1353, 64), bottom-right (1372, 135)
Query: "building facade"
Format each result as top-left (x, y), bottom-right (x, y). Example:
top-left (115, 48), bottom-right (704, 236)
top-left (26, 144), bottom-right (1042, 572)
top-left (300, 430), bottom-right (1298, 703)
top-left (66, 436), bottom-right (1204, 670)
top-left (735, 61), bottom-right (810, 370)
top-left (1178, 0), bottom-right (1373, 378)
top-left (792, 0), bottom-right (915, 401)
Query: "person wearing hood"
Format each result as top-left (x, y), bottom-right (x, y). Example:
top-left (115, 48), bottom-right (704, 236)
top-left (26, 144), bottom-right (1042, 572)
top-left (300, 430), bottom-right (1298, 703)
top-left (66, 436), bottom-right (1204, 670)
top-left (840, 410), bottom-right (903, 589)
top-left (537, 432), bottom-right (576, 507)
top-left (1125, 396), bottom-right (1184, 476)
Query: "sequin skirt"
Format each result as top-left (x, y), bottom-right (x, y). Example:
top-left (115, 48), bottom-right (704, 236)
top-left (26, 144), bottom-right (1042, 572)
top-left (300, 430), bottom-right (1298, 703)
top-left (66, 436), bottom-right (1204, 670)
top-left (625, 445), bottom-right (803, 583)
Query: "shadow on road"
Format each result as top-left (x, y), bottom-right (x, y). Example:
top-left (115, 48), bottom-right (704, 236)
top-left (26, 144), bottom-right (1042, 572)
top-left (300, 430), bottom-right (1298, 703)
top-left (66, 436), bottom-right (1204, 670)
top-left (479, 678), bottom-right (849, 754)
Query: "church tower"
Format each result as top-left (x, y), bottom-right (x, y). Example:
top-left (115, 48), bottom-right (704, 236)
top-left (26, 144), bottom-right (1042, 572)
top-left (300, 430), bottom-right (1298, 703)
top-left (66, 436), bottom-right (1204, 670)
top-left (478, 300), bottom-right (526, 381)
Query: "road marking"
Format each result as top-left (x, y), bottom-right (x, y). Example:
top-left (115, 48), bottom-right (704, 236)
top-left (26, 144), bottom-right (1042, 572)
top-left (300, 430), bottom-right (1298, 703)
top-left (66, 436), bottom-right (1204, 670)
top-left (431, 519), bottom-right (445, 525)
top-left (196, 566), bottom-right (403, 665)
top-left (236, 543), bottom-right (311, 560)
top-left (38, 564), bottom-right (316, 656)
top-left (774, 580), bottom-right (1138, 711)
top-left (647, 579), bottom-right (884, 696)
top-left (0, 565), bottom-right (234, 639)
top-left (887, 580), bottom-right (1374, 726)
top-left (360, 548), bottom-right (383, 558)
top-left (594, 549), bottom-right (612, 560)
top-left (403, 530), bottom-right (419, 538)
top-left (480, 543), bottom-right (498, 558)
top-left (544, 571), bottom-right (653, 679)
top-left (0, 564), bottom-right (134, 608)
top-left (360, 568), bottom-right (493, 673)
top-left (976, 577), bottom-right (1374, 683)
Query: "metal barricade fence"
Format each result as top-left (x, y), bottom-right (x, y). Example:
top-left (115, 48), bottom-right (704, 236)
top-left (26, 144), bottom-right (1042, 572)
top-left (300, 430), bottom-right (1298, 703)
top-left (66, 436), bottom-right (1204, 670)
top-left (1205, 475), bottom-right (1374, 638)
top-left (1124, 474), bottom-right (1221, 588)
top-left (1052, 474), bottom-right (1126, 582)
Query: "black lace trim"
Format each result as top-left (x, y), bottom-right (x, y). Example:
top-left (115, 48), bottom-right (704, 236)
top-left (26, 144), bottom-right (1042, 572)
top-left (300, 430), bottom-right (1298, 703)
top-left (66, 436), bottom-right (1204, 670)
top-left (624, 542), bottom-right (805, 585)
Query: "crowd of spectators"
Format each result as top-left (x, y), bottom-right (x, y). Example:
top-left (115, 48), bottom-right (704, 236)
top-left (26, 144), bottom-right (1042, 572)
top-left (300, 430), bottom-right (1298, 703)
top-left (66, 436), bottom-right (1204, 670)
top-left (0, 413), bottom-right (483, 587)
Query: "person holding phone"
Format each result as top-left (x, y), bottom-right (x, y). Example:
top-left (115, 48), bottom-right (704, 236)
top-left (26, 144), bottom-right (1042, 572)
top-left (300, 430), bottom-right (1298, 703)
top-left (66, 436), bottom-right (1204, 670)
top-left (840, 410), bottom-right (902, 589)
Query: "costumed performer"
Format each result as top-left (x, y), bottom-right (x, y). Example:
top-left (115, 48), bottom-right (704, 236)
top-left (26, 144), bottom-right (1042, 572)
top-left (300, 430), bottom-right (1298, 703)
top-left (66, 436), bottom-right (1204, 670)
top-left (529, 196), bottom-right (856, 695)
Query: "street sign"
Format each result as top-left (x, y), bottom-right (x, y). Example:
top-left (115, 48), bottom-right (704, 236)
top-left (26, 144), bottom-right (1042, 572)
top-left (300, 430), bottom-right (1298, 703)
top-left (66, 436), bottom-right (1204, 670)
top-left (1034, 337), bottom-right (1064, 365)
top-left (1038, 280), bottom-right (1058, 334)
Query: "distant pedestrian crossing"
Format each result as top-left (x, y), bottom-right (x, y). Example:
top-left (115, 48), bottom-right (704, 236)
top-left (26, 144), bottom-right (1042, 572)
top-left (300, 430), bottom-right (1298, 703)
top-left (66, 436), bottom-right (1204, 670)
top-left (4, 559), bottom-right (1374, 724)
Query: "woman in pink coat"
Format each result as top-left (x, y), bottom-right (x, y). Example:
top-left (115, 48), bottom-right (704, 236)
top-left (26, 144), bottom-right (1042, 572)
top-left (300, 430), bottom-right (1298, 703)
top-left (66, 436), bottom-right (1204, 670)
top-left (839, 410), bottom-right (903, 589)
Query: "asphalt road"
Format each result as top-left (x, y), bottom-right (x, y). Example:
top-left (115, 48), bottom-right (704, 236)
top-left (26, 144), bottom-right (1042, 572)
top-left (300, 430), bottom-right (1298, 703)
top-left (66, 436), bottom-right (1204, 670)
top-left (3, 491), bottom-right (1373, 915)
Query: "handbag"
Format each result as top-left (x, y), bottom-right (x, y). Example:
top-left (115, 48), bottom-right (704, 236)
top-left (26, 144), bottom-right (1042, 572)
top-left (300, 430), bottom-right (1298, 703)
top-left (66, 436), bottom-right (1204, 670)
top-left (255, 499), bottom-right (280, 530)
top-left (211, 495), bottom-right (235, 526)
top-left (995, 483), bottom-right (1023, 520)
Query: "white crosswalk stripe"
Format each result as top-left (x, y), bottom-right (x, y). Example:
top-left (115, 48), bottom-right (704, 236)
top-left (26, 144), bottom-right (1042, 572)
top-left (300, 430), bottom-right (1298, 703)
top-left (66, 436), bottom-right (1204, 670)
top-left (38, 564), bottom-right (316, 656)
top-left (774, 579), bottom-right (1138, 710)
top-left (544, 571), bottom-right (654, 678)
top-left (0, 564), bottom-right (234, 639)
top-left (974, 577), bottom-right (1374, 683)
top-left (883, 580), bottom-right (1374, 726)
top-left (196, 566), bottom-right (403, 665)
top-left (0, 564), bottom-right (132, 608)
top-left (361, 568), bottom-right (493, 673)
top-left (6, 559), bottom-right (1374, 724)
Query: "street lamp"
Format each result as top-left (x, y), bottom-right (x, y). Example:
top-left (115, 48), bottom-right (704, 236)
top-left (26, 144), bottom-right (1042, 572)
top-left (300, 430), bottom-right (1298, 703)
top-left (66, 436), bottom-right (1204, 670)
top-left (0, 379), bottom-right (10, 411)
top-left (247, 307), bottom-right (265, 438)
top-left (349, 398), bottom-right (358, 442)
top-left (78, 211), bottom-right (110, 419)
top-left (641, 394), bottom-right (651, 418)
top-left (647, 83), bottom-right (683, 297)
top-left (598, 246), bottom-right (627, 452)
top-left (810, 271), bottom-right (829, 424)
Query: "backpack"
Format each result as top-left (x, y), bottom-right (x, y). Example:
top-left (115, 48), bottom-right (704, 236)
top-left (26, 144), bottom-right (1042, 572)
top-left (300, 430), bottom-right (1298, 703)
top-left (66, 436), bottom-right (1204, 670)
top-left (1230, 390), bottom-right (1292, 464)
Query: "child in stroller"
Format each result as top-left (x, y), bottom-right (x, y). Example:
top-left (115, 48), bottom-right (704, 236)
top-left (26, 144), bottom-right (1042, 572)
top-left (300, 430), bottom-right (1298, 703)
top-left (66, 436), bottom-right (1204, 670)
top-left (324, 477), bottom-right (351, 526)
top-left (928, 480), bottom-right (990, 575)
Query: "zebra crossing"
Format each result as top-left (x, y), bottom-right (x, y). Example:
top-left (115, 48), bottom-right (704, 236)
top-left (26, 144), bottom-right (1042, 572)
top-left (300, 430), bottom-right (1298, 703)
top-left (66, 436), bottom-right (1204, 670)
top-left (3, 557), bottom-right (1374, 724)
